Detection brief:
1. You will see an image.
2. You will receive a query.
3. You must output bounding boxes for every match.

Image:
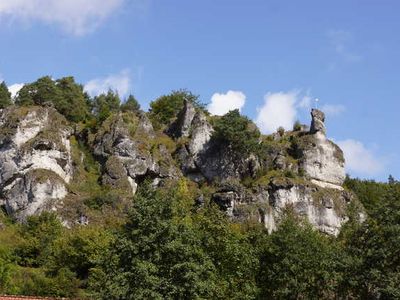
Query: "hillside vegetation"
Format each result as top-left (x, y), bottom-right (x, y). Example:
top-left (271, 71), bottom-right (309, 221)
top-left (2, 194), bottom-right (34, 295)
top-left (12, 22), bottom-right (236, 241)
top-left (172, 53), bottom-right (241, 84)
top-left (0, 77), bottom-right (398, 299)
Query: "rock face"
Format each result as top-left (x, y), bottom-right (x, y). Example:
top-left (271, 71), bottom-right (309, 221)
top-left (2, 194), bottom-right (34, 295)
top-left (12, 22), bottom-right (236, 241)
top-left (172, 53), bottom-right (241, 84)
top-left (169, 100), bottom-right (260, 182)
top-left (210, 178), bottom-right (352, 236)
top-left (93, 111), bottom-right (180, 195)
top-left (197, 107), bottom-right (353, 236)
top-left (265, 179), bottom-right (351, 235)
top-left (0, 107), bottom-right (72, 220)
top-left (297, 109), bottom-right (346, 188)
top-left (310, 108), bottom-right (326, 135)
top-left (0, 102), bottom-right (357, 235)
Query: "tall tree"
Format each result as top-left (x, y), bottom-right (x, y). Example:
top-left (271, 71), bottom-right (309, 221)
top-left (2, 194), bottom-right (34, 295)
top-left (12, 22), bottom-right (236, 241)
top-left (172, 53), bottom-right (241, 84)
top-left (15, 76), bottom-right (90, 122)
top-left (91, 182), bottom-right (219, 299)
top-left (0, 81), bottom-right (12, 109)
top-left (121, 95), bottom-right (140, 112)
top-left (257, 213), bottom-right (343, 299)
top-left (93, 90), bottom-right (121, 123)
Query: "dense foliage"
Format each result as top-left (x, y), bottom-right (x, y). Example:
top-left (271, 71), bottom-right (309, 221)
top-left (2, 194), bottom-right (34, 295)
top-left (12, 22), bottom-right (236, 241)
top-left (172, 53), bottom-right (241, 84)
top-left (0, 177), bottom-right (399, 299)
top-left (16, 76), bottom-right (90, 122)
top-left (148, 89), bottom-right (204, 130)
top-left (0, 81), bottom-right (12, 109)
top-left (212, 109), bottom-right (261, 156)
top-left (0, 76), bottom-right (399, 298)
top-left (121, 95), bottom-right (141, 113)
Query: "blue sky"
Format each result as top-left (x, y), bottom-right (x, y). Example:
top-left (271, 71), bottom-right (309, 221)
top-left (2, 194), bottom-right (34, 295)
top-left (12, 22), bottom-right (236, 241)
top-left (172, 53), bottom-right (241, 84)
top-left (0, 0), bottom-right (398, 181)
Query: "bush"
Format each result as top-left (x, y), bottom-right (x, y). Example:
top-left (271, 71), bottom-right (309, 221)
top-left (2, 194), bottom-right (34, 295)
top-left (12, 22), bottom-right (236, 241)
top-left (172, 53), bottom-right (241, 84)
top-left (293, 120), bottom-right (302, 131)
top-left (212, 109), bottom-right (260, 156)
top-left (277, 126), bottom-right (285, 136)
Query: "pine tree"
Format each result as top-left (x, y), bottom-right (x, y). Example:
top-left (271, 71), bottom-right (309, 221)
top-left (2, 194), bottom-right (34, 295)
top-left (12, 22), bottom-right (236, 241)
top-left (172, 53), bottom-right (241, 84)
top-left (0, 81), bottom-right (12, 109)
top-left (121, 95), bottom-right (140, 112)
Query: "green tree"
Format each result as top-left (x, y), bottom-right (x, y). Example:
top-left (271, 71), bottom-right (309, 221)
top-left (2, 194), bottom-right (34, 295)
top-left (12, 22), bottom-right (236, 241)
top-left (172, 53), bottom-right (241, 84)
top-left (16, 76), bottom-right (60, 106)
top-left (257, 213), bottom-right (343, 299)
top-left (14, 212), bottom-right (63, 268)
top-left (121, 95), bottom-right (140, 112)
top-left (212, 109), bottom-right (260, 156)
top-left (340, 181), bottom-right (400, 299)
top-left (46, 226), bottom-right (112, 281)
top-left (15, 76), bottom-right (90, 122)
top-left (0, 81), bottom-right (12, 109)
top-left (193, 206), bottom-right (260, 299)
top-left (54, 76), bottom-right (90, 122)
top-left (93, 90), bottom-right (121, 123)
top-left (148, 89), bottom-right (203, 130)
top-left (91, 183), bottom-right (219, 299)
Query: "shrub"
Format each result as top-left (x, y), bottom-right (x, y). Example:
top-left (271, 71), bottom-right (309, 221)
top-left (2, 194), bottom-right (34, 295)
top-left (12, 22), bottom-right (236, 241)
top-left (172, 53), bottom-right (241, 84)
top-left (212, 109), bottom-right (260, 156)
top-left (277, 126), bottom-right (285, 136)
top-left (293, 120), bottom-right (302, 131)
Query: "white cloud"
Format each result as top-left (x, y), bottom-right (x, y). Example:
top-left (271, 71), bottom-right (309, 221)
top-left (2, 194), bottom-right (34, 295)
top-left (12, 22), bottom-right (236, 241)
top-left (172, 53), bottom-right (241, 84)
top-left (0, 0), bottom-right (124, 36)
top-left (84, 70), bottom-right (131, 97)
top-left (8, 83), bottom-right (24, 98)
top-left (255, 91), bottom-right (298, 134)
top-left (255, 90), bottom-right (346, 134)
top-left (321, 104), bottom-right (346, 116)
top-left (208, 90), bottom-right (246, 116)
top-left (337, 139), bottom-right (385, 176)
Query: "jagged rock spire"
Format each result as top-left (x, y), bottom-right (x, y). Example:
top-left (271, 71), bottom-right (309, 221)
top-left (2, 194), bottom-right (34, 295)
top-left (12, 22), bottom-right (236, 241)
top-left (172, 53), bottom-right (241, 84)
top-left (166, 99), bottom-right (196, 138)
top-left (310, 108), bottom-right (326, 135)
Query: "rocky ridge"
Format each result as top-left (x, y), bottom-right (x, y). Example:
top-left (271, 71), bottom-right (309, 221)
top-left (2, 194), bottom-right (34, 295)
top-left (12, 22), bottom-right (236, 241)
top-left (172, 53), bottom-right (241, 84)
top-left (167, 102), bottom-right (355, 235)
top-left (0, 102), bottom-right (360, 235)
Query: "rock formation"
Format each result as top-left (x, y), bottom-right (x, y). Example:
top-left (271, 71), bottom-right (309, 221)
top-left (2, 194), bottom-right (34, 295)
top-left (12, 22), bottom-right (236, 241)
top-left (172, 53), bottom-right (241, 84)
top-left (0, 106), bottom-right (72, 221)
top-left (169, 100), bottom-right (260, 182)
top-left (0, 102), bottom-right (360, 236)
top-left (92, 111), bottom-right (180, 195)
top-left (296, 109), bottom-right (346, 189)
top-left (168, 104), bottom-right (356, 235)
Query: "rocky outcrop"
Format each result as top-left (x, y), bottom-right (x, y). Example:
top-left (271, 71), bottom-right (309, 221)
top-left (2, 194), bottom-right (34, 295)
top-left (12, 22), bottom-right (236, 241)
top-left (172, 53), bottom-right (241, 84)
top-left (208, 108), bottom-right (355, 235)
top-left (211, 177), bottom-right (353, 236)
top-left (0, 102), bottom-right (356, 235)
top-left (310, 108), bottom-right (326, 135)
top-left (265, 179), bottom-right (351, 235)
top-left (93, 111), bottom-right (180, 195)
top-left (296, 109), bottom-right (346, 189)
top-left (169, 100), bottom-right (260, 182)
top-left (0, 106), bottom-right (72, 220)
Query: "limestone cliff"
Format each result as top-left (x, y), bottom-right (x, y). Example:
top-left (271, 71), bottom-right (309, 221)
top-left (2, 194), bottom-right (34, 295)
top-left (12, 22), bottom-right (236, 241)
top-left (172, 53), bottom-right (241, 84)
top-left (0, 103), bottom-right (361, 236)
top-left (92, 111), bottom-right (180, 195)
top-left (169, 104), bottom-right (358, 235)
top-left (0, 106), bottom-right (72, 221)
top-left (170, 100), bottom-right (260, 182)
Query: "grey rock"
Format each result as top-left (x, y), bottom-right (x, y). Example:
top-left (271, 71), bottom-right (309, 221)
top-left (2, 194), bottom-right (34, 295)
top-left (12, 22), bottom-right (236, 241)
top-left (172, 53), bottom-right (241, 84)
top-left (93, 112), bottom-right (180, 196)
top-left (168, 104), bottom-right (261, 182)
top-left (310, 109), bottom-right (326, 135)
top-left (166, 100), bottom-right (196, 138)
top-left (0, 107), bottom-right (72, 220)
